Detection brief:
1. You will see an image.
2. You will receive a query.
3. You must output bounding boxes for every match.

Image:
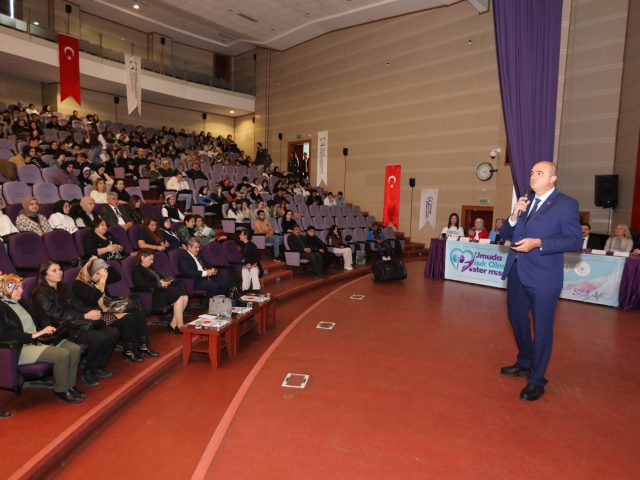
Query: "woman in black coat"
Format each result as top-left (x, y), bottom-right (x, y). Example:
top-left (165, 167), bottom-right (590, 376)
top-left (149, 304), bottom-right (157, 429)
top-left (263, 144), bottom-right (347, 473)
top-left (83, 218), bottom-right (124, 261)
top-left (239, 229), bottom-right (261, 292)
top-left (131, 249), bottom-right (189, 334)
top-left (31, 260), bottom-right (119, 387)
top-left (72, 257), bottom-right (159, 362)
top-left (0, 273), bottom-right (84, 403)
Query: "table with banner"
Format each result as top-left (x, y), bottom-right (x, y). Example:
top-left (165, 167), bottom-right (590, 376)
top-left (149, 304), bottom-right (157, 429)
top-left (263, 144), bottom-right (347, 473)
top-left (424, 238), bottom-right (635, 309)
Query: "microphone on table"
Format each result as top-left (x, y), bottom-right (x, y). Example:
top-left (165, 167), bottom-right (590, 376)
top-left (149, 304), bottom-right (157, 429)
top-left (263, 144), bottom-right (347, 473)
top-left (517, 188), bottom-right (534, 218)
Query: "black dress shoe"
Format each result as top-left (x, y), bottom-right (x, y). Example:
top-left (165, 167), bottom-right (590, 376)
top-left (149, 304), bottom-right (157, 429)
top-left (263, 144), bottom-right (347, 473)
top-left (138, 345), bottom-right (160, 357)
top-left (520, 383), bottom-right (545, 401)
top-left (123, 350), bottom-right (144, 363)
top-left (55, 390), bottom-right (83, 404)
top-left (174, 326), bottom-right (183, 335)
top-left (93, 369), bottom-right (112, 378)
top-left (69, 387), bottom-right (87, 399)
top-left (500, 364), bottom-right (531, 377)
top-left (80, 370), bottom-right (99, 387)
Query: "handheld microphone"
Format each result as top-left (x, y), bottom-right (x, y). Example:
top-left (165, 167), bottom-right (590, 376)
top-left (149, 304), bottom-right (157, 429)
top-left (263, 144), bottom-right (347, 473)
top-left (517, 188), bottom-right (533, 218)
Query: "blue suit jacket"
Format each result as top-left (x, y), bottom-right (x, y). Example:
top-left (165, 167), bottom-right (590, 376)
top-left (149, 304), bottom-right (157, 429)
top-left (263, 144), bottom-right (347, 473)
top-left (500, 189), bottom-right (582, 290)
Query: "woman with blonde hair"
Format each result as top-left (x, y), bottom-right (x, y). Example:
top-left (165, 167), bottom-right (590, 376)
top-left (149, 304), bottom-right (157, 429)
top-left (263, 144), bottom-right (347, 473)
top-left (90, 178), bottom-right (108, 204)
top-left (604, 224), bottom-right (633, 253)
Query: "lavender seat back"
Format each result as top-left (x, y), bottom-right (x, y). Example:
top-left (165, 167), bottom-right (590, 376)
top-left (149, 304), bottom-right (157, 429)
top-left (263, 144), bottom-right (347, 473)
top-left (17, 165), bottom-right (43, 185)
top-left (73, 228), bottom-right (90, 257)
top-left (21, 276), bottom-right (37, 300)
top-left (107, 225), bottom-right (133, 253)
top-left (152, 251), bottom-right (173, 277)
top-left (4, 204), bottom-right (21, 223)
top-left (44, 230), bottom-right (80, 264)
top-left (355, 215), bottom-right (367, 228)
top-left (59, 184), bottom-right (83, 202)
top-left (127, 224), bottom-right (143, 251)
top-left (313, 217), bottom-right (325, 230)
top-left (63, 267), bottom-right (80, 289)
top-left (346, 216), bottom-right (357, 228)
top-left (319, 205), bottom-right (331, 217)
top-left (105, 261), bottom-right (130, 297)
top-left (41, 167), bottom-right (59, 184)
top-left (33, 183), bottom-right (61, 204)
top-left (3, 181), bottom-right (31, 205)
top-left (9, 232), bottom-right (47, 271)
top-left (309, 205), bottom-right (320, 217)
top-left (335, 216), bottom-right (346, 229)
top-left (323, 217), bottom-right (334, 229)
top-left (0, 345), bottom-right (20, 392)
top-left (121, 255), bottom-right (152, 313)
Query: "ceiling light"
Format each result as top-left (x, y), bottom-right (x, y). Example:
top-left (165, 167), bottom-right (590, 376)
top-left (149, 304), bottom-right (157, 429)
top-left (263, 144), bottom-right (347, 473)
top-left (33, 21), bottom-right (39, 25)
top-left (229, 110), bottom-right (235, 114)
top-left (133, 4), bottom-right (140, 9)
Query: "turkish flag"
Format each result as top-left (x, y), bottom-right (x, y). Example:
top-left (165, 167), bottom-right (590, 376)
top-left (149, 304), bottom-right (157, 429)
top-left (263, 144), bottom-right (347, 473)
top-left (58, 33), bottom-right (81, 105)
top-left (382, 164), bottom-right (401, 229)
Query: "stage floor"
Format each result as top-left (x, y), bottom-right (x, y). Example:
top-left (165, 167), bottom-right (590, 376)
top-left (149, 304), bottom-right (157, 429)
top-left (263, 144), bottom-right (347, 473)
top-left (199, 262), bottom-right (640, 479)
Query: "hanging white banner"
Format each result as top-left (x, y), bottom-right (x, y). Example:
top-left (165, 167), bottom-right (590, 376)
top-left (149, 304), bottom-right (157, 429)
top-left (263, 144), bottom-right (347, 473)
top-left (316, 130), bottom-right (328, 186)
top-left (419, 188), bottom-right (438, 230)
top-left (125, 53), bottom-right (141, 116)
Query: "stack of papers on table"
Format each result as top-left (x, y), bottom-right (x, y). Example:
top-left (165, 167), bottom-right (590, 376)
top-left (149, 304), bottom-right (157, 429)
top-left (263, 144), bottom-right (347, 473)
top-left (240, 294), bottom-right (269, 303)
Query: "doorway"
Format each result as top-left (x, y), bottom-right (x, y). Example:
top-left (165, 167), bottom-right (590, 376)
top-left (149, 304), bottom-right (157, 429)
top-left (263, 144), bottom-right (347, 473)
top-left (460, 205), bottom-right (494, 236)
top-left (286, 140), bottom-right (311, 179)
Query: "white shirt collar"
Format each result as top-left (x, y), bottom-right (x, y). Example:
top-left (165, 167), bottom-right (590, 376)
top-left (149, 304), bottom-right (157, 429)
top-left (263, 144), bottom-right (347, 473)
top-left (530, 187), bottom-right (555, 212)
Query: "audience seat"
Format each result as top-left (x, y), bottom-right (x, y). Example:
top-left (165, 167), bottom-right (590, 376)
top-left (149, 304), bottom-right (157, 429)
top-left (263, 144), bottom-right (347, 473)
top-left (33, 183), bottom-right (61, 205)
top-left (8, 232), bottom-right (48, 273)
top-left (59, 184), bottom-right (83, 202)
top-left (3, 181), bottom-right (31, 205)
top-left (17, 165), bottom-right (43, 185)
top-left (43, 230), bottom-right (81, 265)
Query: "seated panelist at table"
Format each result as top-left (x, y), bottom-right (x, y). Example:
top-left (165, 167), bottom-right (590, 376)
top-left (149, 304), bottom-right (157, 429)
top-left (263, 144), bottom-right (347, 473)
top-left (603, 224), bottom-right (633, 253)
top-left (441, 213), bottom-right (464, 238)
top-left (468, 218), bottom-right (489, 240)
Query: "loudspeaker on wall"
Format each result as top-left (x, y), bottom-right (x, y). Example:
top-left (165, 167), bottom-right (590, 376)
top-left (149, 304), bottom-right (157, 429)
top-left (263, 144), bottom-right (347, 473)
top-left (343, 147), bottom-right (349, 156)
top-left (409, 178), bottom-right (416, 187)
top-left (594, 175), bottom-right (618, 208)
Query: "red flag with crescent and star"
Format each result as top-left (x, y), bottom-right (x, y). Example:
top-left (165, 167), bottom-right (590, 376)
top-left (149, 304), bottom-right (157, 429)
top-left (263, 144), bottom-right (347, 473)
top-left (382, 164), bottom-right (401, 229)
top-left (58, 33), bottom-right (81, 105)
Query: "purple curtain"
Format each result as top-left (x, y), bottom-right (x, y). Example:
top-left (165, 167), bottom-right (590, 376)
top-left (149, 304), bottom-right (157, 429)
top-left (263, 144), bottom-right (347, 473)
top-left (493, 0), bottom-right (563, 197)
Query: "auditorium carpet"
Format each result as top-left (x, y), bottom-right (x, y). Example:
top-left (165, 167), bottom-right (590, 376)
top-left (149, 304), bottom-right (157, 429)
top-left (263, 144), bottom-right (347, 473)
top-left (4, 262), bottom-right (639, 479)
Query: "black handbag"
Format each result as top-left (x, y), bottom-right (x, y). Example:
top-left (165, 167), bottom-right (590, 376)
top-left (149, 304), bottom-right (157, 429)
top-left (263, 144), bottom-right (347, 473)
top-left (36, 325), bottom-right (70, 345)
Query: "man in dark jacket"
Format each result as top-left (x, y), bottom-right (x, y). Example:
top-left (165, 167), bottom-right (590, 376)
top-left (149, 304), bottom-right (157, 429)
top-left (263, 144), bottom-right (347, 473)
top-left (287, 225), bottom-right (324, 277)
top-left (305, 226), bottom-right (334, 269)
top-left (177, 238), bottom-right (228, 296)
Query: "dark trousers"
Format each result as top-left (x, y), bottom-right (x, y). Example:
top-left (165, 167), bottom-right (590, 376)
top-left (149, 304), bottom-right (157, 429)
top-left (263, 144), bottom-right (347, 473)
top-left (195, 276), bottom-right (229, 297)
top-left (373, 240), bottom-right (392, 258)
top-left (507, 264), bottom-right (561, 386)
top-left (114, 311), bottom-right (150, 346)
top-left (301, 252), bottom-right (324, 276)
top-left (74, 327), bottom-right (119, 370)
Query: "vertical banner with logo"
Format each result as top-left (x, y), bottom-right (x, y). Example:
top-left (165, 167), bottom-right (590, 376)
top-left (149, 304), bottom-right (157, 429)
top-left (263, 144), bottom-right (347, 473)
top-left (419, 188), bottom-right (438, 230)
top-left (58, 34), bottom-right (81, 105)
top-left (383, 164), bottom-right (401, 229)
top-left (316, 130), bottom-right (328, 186)
top-left (125, 54), bottom-right (142, 116)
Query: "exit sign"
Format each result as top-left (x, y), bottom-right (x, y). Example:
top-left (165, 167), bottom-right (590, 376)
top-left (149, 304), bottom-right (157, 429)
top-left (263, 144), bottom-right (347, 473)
top-left (478, 198), bottom-right (490, 204)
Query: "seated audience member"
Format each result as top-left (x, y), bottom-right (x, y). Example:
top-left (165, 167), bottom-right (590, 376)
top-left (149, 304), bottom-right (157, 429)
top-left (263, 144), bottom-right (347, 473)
top-left (604, 224), bottom-right (633, 253)
top-left (74, 196), bottom-right (100, 228)
top-left (16, 196), bottom-right (53, 235)
top-left (280, 209), bottom-right (298, 234)
top-left (581, 223), bottom-right (602, 250)
top-left (90, 178), bottom-right (109, 204)
top-left (468, 218), bottom-right (489, 240)
top-left (56, 161), bottom-right (81, 186)
top-left (489, 218), bottom-right (503, 243)
top-left (239, 229), bottom-right (261, 293)
top-left (306, 189), bottom-right (323, 206)
top-left (0, 273), bottom-right (84, 403)
top-left (143, 160), bottom-right (165, 191)
top-left (441, 213), bottom-right (465, 238)
top-left (165, 172), bottom-right (192, 210)
top-left (138, 218), bottom-right (170, 252)
top-left (177, 214), bottom-right (198, 246)
top-left (253, 210), bottom-right (283, 261)
top-left (247, 186), bottom-right (263, 204)
top-left (305, 226), bottom-right (334, 269)
top-left (73, 258), bottom-right (158, 362)
top-left (335, 191), bottom-right (345, 207)
top-left (112, 179), bottom-right (130, 204)
top-left (327, 225), bottom-right (353, 270)
top-left (127, 195), bottom-right (147, 225)
top-left (287, 225), bottom-right (325, 277)
top-left (83, 218), bottom-right (124, 261)
top-left (177, 238), bottom-right (229, 296)
top-left (0, 198), bottom-right (18, 239)
top-left (161, 194), bottom-right (185, 223)
top-left (195, 186), bottom-right (217, 214)
top-left (100, 192), bottom-right (134, 230)
top-left (31, 260), bottom-right (119, 387)
top-left (158, 217), bottom-right (182, 251)
top-left (48, 200), bottom-right (78, 233)
top-left (186, 162), bottom-right (207, 181)
top-left (157, 159), bottom-right (174, 178)
top-left (194, 215), bottom-right (225, 244)
top-left (323, 192), bottom-right (337, 206)
top-left (131, 249), bottom-right (188, 334)
top-left (89, 164), bottom-right (114, 191)
top-left (367, 222), bottom-right (392, 260)
top-left (77, 166), bottom-right (93, 188)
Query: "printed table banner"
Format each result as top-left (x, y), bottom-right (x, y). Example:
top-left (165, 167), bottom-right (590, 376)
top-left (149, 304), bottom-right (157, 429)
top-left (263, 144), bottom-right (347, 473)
top-left (58, 33), bottom-right (81, 104)
top-left (444, 241), bottom-right (625, 307)
top-left (125, 53), bottom-right (142, 115)
top-left (316, 130), bottom-right (328, 186)
top-left (419, 188), bottom-right (438, 230)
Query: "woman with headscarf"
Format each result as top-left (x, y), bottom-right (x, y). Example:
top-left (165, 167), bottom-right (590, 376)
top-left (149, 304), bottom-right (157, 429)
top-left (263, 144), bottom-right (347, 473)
top-left (161, 194), bottom-right (185, 223)
top-left (131, 249), bottom-right (189, 334)
top-left (77, 166), bottom-right (93, 188)
top-left (0, 274), bottom-right (85, 403)
top-left (158, 217), bottom-right (182, 251)
top-left (74, 196), bottom-right (100, 228)
top-left (468, 218), bottom-right (489, 240)
top-left (48, 200), bottom-right (78, 233)
top-left (31, 260), bottom-right (119, 387)
top-left (72, 257), bottom-right (159, 362)
top-left (15, 196), bottom-right (53, 235)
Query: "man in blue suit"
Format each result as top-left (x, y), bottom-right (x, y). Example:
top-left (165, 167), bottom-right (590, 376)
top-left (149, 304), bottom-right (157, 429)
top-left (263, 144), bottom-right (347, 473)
top-left (499, 161), bottom-right (582, 401)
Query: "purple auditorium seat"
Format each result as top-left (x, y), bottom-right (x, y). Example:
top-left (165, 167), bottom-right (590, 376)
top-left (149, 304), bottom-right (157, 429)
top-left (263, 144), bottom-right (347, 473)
top-left (313, 217), bottom-right (325, 230)
top-left (309, 205), bottom-right (320, 217)
top-left (167, 249), bottom-right (207, 298)
top-left (355, 215), bottom-right (367, 228)
top-left (8, 232), bottom-right (48, 272)
top-left (3, 181), bottom-right (31, 205)
top-left (17, 165), bottom-right (43, 185)
top-left (330, 205), bottom-right (342, 216)
top-left (0, 139), bottom-right (16, 152)
top-left (63, 266), bottom-right (80, 289)
top-left (319, 205), bottom-right (331, 217)
top-left (141, 203), bottom-right (159, 220)
top-left (0, 149), bottom-right (13, 160)
top-left (283, 233), bottom-right (310, 268)
top-left (73, 228), bottom-right (90, 258)
top-left (335, 216), bottom-right (347, 229)
top-left (107, 225), bottom-right (133, 254)
top-left (221, 239), bottom-right (242, 279)
top-left (297, 203), bottom-right (310, 217)
top-left (0, 243), bottom-right (17, 274)
top-left (125, 187), bottom-right (145, 200)
top-left (323, 217), bottom-right (334, 229)
top-left (4, 204), bottom-right (21, 223)
top-left (33, 182), bottom-right (61, 205)
top-left (104, 261), bottom-right (130, 297)
top-left (366, 216), bottom-right (376, 227)
top-left (127, 224), bottom-right (143, 250)
top-left (43, 230), bottom-right (80, 265)
top-left (41, 167), bottom-right (60, 184)
top-left (202, 242), bottom-right (231, 285)
top-left (346, 216), bottom-right (357, 228)
top-left (294, 194), bottom-right (305, 205)
top-left (0, 341), bottom-right (21, 394)
top-left (341, 205), bottom-right (353, 216)
top-left (152, 252), bottom-right (173, 278)
top-left (59, 183), bottom-right (83, 202)
top-left (21, 276), bottom-right (37, 300)
top-left (352, 205), bottom-right (362, 216)
top-left (121, 255), bottom-right (170, 316)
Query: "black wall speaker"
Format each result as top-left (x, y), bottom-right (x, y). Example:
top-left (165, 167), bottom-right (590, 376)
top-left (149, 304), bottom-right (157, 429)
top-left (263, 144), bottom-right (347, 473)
top-left (65, 4), bottom-right (72, 14)
top-left (202, 113), bottom-right (207, 120)
top-left (409, 178), bottom-right (416, 188)
top-left (113, 96), bottom-right (120, 105)
top-left (594, 175), bottom-right (618, 208)
top-left (160, 37), bottom-right (166, 45)
top-left (343, 147), bottom-right (349, 157)
top-left (278, 133), bottom-right (283, 140)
